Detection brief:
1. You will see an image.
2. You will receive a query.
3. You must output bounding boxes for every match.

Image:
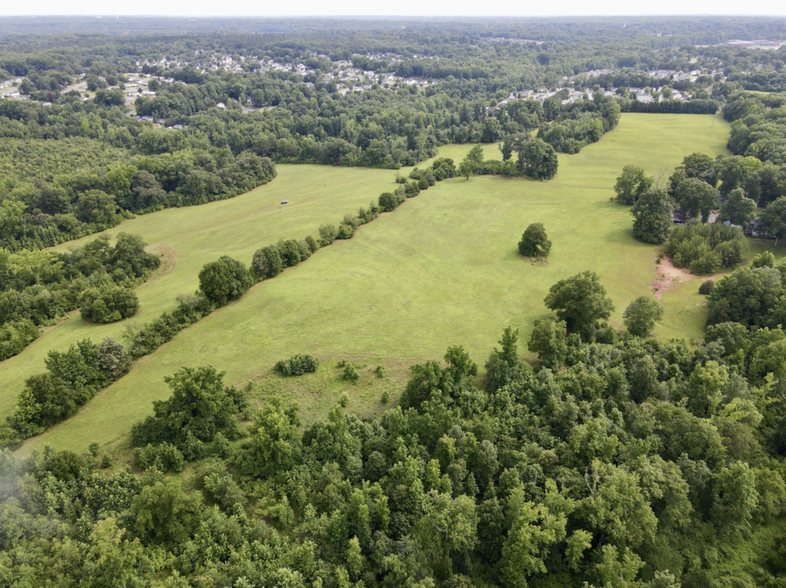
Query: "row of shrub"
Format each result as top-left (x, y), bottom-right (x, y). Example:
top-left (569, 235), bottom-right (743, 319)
top-left (126, 294), bottom-right (215, 359)
top-left (0, 319), bottom-right (39, 362)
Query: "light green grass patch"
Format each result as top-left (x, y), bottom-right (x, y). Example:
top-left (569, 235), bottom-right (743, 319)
top-left (14, 113), bottom-right (732, 454)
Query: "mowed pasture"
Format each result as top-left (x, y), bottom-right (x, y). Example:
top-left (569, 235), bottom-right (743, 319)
top-left (13, 113), bottom-right (732, 454)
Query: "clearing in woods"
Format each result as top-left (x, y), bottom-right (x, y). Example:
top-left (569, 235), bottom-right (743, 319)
top-left (7, 113), bottom-right (736, 454)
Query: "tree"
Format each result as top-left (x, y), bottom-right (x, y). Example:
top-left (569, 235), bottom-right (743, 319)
top-left (521, 138), bottom-right (558, 180)
top-left (623, 296), bottom-right (663, 337)
top-left (707, 266), bottom-right (783, 327)
top-left (198, 256), bottom-right (252, 306)
top-left (481, 117), bottom-right (502, 143)
top-left (718, 155), bottom-right (762, 197)
top-left (720, 188), bottom-right (756, 226)
top-left (711, 461), bottom-right (759, 540)
top-left (80, 286), bottom-right (139, 323)
top-left (528, 316), bottom-right (567, 369)
top-left (98, 337), bottom-right (131, 380)
top-left (759, 196), bottom-right (786, 246)
top-left (518, 223), bottom-right (552, 258)
top-left (459, 144), bottom-right (484, 180)
top-left (152, 365), bottom-right (244, 445)
top-left (251, 245), bottom-right (283, 280)
top-left (614, 165), bottom-right (653, 205)
top-left (584, 460), bottom-right (657, 549)
top-left (544, 271), bottom-right (615, 340)
top-left (673, 177), bottom-right (718, 222)
top-left (680, 152), bottom-right (718, 187)
top-left (75, 190), bottom-right (120, 227)
top-left (128, 478), bottom-right (201, 544)
top-left (500, 492), bottom-right (567, 588)
top-left (235, 398), bottom-right (301, 479)
top-left (416, 491), bottom-right (478, 578)
top-left (631, 189), bottom-right (673, 244)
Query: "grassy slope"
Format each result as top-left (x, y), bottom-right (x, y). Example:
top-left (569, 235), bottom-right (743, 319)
top-left (13, 113), bottom-right (732, 455)
top-left (0, 165), bottom-right (399, 419)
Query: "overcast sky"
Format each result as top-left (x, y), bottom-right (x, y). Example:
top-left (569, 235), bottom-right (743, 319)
top-left (1, 0), bottom-right (785, 17)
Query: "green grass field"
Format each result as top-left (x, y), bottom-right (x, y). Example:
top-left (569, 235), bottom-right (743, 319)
top-left (0, 165), bottom-right (400, 420)
top-left (7, 113), bottom-right (735, 455)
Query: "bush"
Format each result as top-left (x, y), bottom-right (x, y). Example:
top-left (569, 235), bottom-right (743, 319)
top-left (336, 224), bottom-right (355, 239)
top-left (753, 251), bottom-right (776, 268)
top-left (699, 280), bottom-right (715, 295)
top-left (404, 181), bottom-right (421, 198)
top-left (319, 224), bottom-right (338, 245)
top-left (80, 286), bottom-right (139, 323)
top-left (342, 363), bottom-right (360, 382)
top-left (274, 354), bottom-right (320, 376)
top-left (305, 235), bottom-right (320, 253)
top-left (0, 319), bottom-right (39, 361)
top-left (198, 256), bottom-right (253, 306)
top-left (379, 192), bottom-right (404, 212)
top-left (134, 442), bottom-right (185, 472)
top-left (276, 239), bottom-right (303, 267)
top-left (429, 157), bottom-right (458, 181)
top-left (98, 337), bottom-right (131, 380)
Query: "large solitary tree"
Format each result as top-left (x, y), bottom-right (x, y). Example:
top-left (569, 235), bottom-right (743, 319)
top-left (518, 223), bottom-right (552, 257)
top-left (544, 271), bottom-right (615, 340)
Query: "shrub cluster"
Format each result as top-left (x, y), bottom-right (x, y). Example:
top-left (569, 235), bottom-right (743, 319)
top-left (0, 232), bottom-right (159, 360)
top-left (0, 319), bottom-right (39, 362)
top-left (2, 337), bottom-right (130, 444)
top-left (79, 286), bottom-right (139, 323)
top-left (130, 366), bottom-right (247, 471)
top-left (274, 354), bottom-right (320, 376)
top-left (665, 222), bottom-right (748, 274)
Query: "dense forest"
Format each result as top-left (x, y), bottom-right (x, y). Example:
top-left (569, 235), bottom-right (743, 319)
top-left (1, 15), bottom-right (784, 253)
top-left (2, 15), bottom-right (786, 588)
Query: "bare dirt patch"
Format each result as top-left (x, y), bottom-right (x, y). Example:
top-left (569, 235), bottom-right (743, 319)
top-left (651, 254), bottom-right (697, 300)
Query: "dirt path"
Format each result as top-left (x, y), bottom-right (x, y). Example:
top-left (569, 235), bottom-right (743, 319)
top-left (651, 254), bottom-right (698, 300)
top-left (651, 252), bottom-right (726, 299)
top-left (144, 243), bottom-right (178, 285)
